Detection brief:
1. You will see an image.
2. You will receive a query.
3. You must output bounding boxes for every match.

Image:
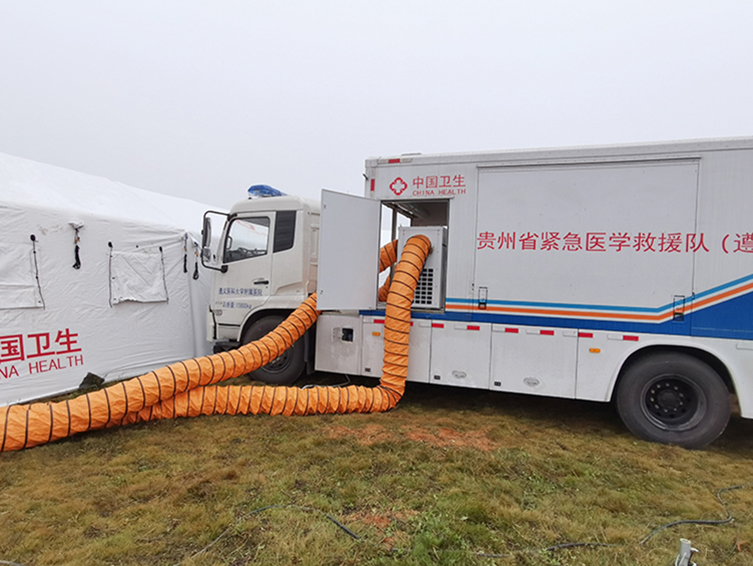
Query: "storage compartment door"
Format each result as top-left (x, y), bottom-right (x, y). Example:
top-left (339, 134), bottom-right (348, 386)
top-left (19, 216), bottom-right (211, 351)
top-left (314, 313), bottom-right (361, 375)
top-left (490, 325), bottom-right (577, 398)
top-left (317, 190), bottom-right (381, 311)
top-left (362, 317), bottom-right (432, 383)
top-left (429, 321), bottom-right (491, 389)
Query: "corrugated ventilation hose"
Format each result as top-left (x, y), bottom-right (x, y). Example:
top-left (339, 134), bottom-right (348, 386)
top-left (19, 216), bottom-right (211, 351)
top-left (0, 235), bottom-right (430, 452)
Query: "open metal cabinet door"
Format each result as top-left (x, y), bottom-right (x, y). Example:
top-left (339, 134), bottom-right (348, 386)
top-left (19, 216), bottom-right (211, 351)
top-left (317, 190), bottom-right (381, 311)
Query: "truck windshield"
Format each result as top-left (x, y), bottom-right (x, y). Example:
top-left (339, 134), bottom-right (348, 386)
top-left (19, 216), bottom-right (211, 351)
top-left (224, 217), bottom-right (270, 263)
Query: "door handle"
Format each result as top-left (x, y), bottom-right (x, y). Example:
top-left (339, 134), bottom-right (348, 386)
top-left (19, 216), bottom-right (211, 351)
top-left (253, 279), bottom-right (269, 285)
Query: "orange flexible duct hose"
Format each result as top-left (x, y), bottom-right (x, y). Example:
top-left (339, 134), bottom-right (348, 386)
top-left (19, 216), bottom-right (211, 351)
top-left (117, 235), bottom-right (427, 424)
top-left (0, 236), bottom-right (430, 451)
top-left (377, 239), bottom-right (398, 303)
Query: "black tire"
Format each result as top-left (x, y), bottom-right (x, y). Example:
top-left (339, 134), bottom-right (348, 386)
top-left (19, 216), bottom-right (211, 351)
top-left (241, 315), bottom-right (305, 385)
top-left (615, 353), bottom-right (730, 449)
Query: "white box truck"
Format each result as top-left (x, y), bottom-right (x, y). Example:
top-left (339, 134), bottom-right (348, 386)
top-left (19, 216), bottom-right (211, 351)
top-left (202, 138), bottom-right (753, 447)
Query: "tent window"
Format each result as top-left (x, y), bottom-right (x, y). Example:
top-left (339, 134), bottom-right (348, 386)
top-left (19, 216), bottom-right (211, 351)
top-left (110, 248), bottom-right (168, 305)
top-left (0, 243), bottom-right (44, 310)
top-left (274, 210), bottom-right (296, 253)
top-left (224, 217), bottom-right (270, 263)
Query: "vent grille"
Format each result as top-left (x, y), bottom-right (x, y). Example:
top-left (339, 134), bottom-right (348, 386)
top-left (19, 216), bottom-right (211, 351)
top-left (413, 268), bottom-right (434, 306)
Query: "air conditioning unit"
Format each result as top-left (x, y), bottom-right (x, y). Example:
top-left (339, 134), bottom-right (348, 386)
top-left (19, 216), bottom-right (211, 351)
top-left (397, 226), bottom-right (447, 310)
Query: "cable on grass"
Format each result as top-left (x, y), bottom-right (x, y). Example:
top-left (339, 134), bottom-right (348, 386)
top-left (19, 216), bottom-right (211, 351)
top-left (639, 484), bottom-right (748, 545)
top-left (246, 505), bottom-right (362, 540)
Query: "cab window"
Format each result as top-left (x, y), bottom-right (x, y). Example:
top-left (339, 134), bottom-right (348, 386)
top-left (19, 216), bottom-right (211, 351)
top-left (224, 217), bottom-right (270, 263)
top-left (274, 210), bottom-right (296, 253)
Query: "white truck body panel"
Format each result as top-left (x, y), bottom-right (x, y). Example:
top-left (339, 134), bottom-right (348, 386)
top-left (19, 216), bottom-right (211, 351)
top-left (474, 160), bottom-right (698, 309)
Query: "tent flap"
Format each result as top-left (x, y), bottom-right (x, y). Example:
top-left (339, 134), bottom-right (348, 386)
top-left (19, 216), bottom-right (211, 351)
top-left (0, 243), bottom-right (43, 310)
top-left (110, 248), bottom-right (168, 305)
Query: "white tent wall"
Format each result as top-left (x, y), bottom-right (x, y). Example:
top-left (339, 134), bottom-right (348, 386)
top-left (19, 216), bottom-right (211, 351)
top-left (0, 153), bottom-right (215, 406)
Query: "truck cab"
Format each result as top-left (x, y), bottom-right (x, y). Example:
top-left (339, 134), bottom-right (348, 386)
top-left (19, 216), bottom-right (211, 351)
top-left (201, 187), bottom-right (320, 384)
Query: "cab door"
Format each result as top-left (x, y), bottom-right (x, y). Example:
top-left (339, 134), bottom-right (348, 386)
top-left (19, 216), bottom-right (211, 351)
top-left (212, 214), bottom-right (273, 336)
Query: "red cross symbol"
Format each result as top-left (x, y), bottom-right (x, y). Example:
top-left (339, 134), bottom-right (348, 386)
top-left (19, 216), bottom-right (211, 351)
top-left (390, 177), bottom-right (408, 196)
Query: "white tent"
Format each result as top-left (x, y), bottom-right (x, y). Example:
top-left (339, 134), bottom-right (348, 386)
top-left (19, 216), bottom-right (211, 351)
top-left (0, 152), bottom-right (216, 406)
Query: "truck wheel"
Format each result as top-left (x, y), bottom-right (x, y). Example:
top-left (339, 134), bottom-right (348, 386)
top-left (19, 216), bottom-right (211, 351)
top-left (615, 353), bottom-right (730, 449)
top-left (242, 315), bottom-right (305, 385)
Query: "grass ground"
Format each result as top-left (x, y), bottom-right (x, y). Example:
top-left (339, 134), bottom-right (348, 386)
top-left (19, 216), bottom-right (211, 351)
top-left (0, 373), bottom-right (751, 566)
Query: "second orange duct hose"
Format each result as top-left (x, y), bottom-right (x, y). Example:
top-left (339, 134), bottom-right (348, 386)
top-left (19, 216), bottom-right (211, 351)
top-left (0, 235), bottom-right (430, 451)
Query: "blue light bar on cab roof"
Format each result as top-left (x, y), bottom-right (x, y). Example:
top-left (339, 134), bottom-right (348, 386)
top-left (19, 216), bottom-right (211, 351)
top-left (248, 185), bottom-right (287, 198)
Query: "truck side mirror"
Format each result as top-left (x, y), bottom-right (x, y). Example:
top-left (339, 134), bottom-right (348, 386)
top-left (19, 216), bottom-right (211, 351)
top-left (201, 215), bottom-right (213, 264)
top-left (201, 215), bottom-right (212, 249)
top-left (200, 210), bottom-right (229, 272)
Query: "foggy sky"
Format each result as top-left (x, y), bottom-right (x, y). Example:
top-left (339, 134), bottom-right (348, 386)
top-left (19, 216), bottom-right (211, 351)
top-left (1, 0), bottom-right (752, 209)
